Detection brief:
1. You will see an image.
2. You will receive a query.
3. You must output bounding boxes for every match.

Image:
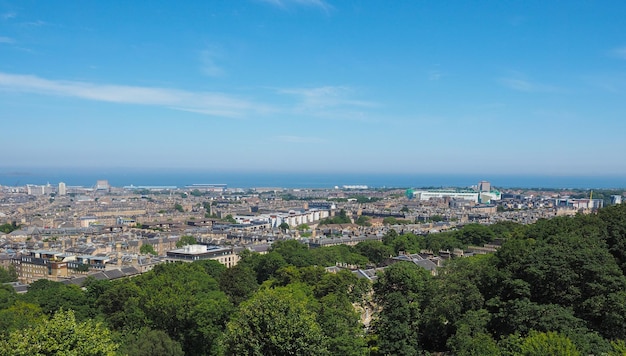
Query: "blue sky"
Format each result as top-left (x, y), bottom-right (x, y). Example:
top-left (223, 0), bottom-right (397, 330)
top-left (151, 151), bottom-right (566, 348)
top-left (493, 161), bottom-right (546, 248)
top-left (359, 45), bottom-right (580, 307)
top-left (1, 0), bottom-right (625, 175)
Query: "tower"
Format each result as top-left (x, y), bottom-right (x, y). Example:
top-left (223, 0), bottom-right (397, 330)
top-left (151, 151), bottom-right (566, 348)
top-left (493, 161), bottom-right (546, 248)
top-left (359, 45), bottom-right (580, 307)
top-left (478, 180), bottom-right (491, 192)
top-left (58, 182), bottom-right (66, 196)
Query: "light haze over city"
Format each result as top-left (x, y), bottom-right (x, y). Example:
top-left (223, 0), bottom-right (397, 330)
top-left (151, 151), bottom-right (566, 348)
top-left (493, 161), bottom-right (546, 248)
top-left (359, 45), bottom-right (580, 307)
top-left (1, 1), bottom-right (626, 176)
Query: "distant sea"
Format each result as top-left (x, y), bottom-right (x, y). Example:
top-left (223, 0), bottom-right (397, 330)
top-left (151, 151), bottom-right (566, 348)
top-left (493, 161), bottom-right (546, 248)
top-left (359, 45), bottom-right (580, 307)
top-left (0, 168), bottom-right (625, 190)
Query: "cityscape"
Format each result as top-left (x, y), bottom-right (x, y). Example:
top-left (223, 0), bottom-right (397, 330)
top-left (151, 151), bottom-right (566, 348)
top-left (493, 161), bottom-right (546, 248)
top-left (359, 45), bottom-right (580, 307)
top-left (1, 178), bottom-right (622, 285)
top-left (3, 0), bottom-right (626, 354)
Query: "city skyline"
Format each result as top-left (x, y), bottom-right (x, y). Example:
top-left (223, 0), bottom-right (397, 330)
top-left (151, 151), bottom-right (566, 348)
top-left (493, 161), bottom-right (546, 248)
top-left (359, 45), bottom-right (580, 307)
top-left (2, 1), bottom-right (626, 175)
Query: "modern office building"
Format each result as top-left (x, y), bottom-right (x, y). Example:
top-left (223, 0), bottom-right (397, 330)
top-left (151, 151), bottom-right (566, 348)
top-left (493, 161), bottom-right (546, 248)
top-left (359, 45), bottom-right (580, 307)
top-left (412, 188), bottom-right (501, 204)
top-left (58, 182), bottom-right (66, 196)
top-left (165, 244), bottom-right (239, 268)
top-left (413, 190), bottom-right (480, 203)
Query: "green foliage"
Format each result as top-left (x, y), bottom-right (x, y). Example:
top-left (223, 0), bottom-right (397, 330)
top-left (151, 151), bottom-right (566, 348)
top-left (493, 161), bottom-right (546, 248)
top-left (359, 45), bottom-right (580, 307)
top-left (519, 330), bottom-right (581, 356)
top-left (270, 240), bottom-right (315, 267)
top-left (202, 201), bottom-right (213, 217)
top-left (310, 244), bottom-right (369, 267)
top-left (424, 230), bottom-right (464, 252)
top-left (140, 243), bottom-right (157, 255)
top-left (221, 286), bottom-right (329, 356)
top-left (0, 221), bottom-right (20, 233)
top-left (350, 195), bottom-right (382, 203)
top-left (493, 228), bottom-right (626, 339)
top-left (3, 203), bottom-right (626, 355)
top-left (75, 263), bottom-right (90, 272)
top-left (448, 331), bottom-right (500, 356)
top-left (0, 309), bottom-right (118, 356)
top-left (20, 279), bottom-right (94, 320)
top-left (598, 203), bottom-right (626, 274)
top-left (488, 220), bottom-right (524, 239)
top-left (317, 292), bottom-right (368, 355)
top-left (453, 223), bottom-right (496, 246)
top-left (382, 230), bottom-right (425, 254)
top-left (373, 262), bottom-right (432, 355)
top-left (295, 223), bottom-right (309, 230)
top-left (0, 301), bottom-right (45, 338)
top-left (118, 327), bottom-right (184, 356)
top-left (355, 215), bottom-right (371, 226)
top-left (382, 216), bottom-right (412, 225)
top-left (610, 340), bottom-right (626, 355)
top-left (427, 214), bottom-right (444, 222)
top-left (420, 260), bottom-right (487, 350)
top-left (97, 279), bottom-right (147, 331)
top-left (355, 240), bottom-right (393, 264)
top-left (254, 252), bottom-right (288, 283)
top-left (278, 222), bottom-right (290, 231)
top-left (219, 265), bottom-right (259, 305)
top-left (319, 209), bottom-right (352, 225)
top-left (0, 283), bottom-right (16, 310)
top-left (130, 263), bottom-right (232, 355)
top-left (0, 265), bottom-right (18, 283)
top-left (174, 203), bottom-right (184, 212)
top-left (194, 259), bottom-right (227, 280)
top-left (222, 214), bottom-right (237, 224)
top-left (93, 263), bottom-right (233, 355)
top-left (175, 235), bottom-right (197, 248)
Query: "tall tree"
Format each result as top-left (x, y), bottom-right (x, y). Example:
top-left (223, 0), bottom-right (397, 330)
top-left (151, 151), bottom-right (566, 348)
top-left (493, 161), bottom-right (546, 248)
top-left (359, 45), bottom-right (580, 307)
top-left (219, 265), bottom-right (259, 305)
top-left (118, 327), bottom-right (184, 356)
top-left (221, 285), bottom-right (329, 355)
top-left (373, 262), bottom-right (432, 355)
top-left (0, 309), bottom-right (118, 356)
top-left (519, 330), bottom-right (581, 356)
top-left (175, 235), bottom-right (197, 248)
top-left (0, 265), bottom-right (18, 283)
top-left (270, 240), bottom-right (315, 267)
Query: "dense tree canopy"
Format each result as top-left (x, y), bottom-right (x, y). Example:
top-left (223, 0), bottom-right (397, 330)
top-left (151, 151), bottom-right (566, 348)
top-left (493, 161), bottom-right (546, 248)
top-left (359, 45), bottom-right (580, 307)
top-left (221, 286), bottom-right (329, 356)
top-left (0, 309), bottom-right (118, 356)
top-left (0, 265), bottom-right (18, 283)
top-left (1, 203), bottom-right (626, 354)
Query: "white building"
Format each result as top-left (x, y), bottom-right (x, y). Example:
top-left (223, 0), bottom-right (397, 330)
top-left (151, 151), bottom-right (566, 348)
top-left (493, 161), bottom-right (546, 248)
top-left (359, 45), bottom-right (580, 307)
top-left (165, 244), bottom-right (239, 268)
top-left (58, 182), bottom-right (67, 196)
top-left (413, 190), bottom-right (480, 203)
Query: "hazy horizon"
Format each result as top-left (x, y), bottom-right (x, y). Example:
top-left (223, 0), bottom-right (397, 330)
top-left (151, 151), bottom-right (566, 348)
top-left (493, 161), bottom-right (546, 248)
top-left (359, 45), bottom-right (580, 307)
top-left (1, 166), bottom-right (625, 190)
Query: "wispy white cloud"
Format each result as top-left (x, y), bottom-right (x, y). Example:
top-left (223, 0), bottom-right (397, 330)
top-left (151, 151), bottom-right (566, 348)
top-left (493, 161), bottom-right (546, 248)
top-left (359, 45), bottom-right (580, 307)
top-left (21, 20), bottom-right (46, 27)
top-left (0, 72), bottom-right (273, 118)
top-left (275, 135), bottom-right (326, 143)
top-left (0, 36), bottom-right (14, 44)
top-left (278, 86), bottom-right (378, 121)
top-left (1, 12), bottom-right (16, 20)
top-left (609, 46), bottom-right (626, 59)
top-left (200, 48), bottom-right (226, 77)
top-left (428, 70), bottom-right (442, 81)
top-left (258, 0), bottom-right (333, 12)
top-left (583, 72), bottom-right (626, 93)
top-left (498, 76), bottom-right (560, 93)
top-left (279, 86), bottom-right (375, 109)
top-left (427, 64), bottom-right (444, 81)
